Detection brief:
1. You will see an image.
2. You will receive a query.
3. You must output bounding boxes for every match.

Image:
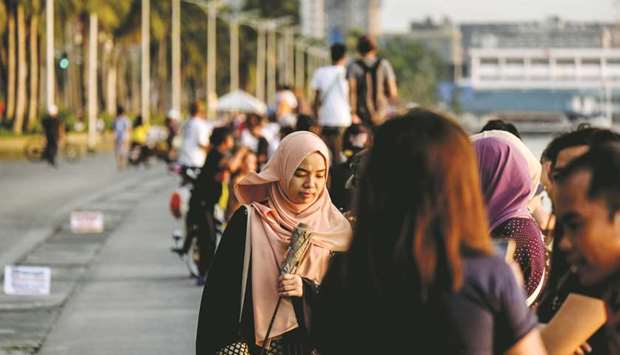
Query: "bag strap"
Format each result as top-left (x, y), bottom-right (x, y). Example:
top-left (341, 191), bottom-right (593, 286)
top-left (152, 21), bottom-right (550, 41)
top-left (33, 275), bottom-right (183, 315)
top-left (320, 70), bottom-right (344, 103)
top-left (367, 57), bottom-right (383, 109)
top-left (238, 205), bottom-right (252, 324)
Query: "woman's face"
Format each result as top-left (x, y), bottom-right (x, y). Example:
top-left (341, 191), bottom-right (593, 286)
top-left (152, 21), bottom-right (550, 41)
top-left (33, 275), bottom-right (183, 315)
top-left (286, 152), bottom-right (327, 208)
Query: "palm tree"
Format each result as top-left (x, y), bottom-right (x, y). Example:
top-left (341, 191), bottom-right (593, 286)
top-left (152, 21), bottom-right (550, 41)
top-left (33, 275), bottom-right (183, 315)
top-left (0, 1), bottom-right (6, 124)
top-left (13, 1), bottom-right (27, 134)
top-left (5, 0), bottom-right (16, 125)
top-left (26, 0), bottom-right (41, 132)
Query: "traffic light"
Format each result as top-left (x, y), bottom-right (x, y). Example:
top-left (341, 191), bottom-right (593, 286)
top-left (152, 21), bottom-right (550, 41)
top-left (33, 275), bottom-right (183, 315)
top-left (59, 53), bottom-right (69, 70)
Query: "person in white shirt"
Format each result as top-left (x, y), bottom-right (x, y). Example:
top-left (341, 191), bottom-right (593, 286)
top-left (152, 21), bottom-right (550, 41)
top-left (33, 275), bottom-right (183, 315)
top-left (275, 87), bottom-right (298, 128)
top-left (177, 101), bottom-right (213, 169)
top-left (311, 43), bottom-right (352, 165)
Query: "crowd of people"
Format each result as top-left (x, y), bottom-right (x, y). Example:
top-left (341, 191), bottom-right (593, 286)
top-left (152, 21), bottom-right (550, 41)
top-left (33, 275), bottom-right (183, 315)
top-left (159, 34), bottom-right (620, 354)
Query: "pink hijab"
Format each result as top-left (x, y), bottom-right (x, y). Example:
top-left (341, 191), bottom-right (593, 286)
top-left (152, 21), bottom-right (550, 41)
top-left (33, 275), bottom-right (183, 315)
top-left (234, 131), bottom-right (352, 345)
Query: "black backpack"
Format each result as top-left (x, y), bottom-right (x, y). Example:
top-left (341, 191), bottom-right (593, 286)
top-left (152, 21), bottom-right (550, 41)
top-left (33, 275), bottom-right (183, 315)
top-left (353, 57), bottom-right (384, 125)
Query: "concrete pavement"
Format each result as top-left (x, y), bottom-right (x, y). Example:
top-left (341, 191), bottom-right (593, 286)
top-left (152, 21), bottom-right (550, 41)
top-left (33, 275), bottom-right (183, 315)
top-left (0, 153), bottom-right (162, 276)
top-left (0, 154), bottom-right (202, 354)
top-left (37, 177), bottom-right (201, 355)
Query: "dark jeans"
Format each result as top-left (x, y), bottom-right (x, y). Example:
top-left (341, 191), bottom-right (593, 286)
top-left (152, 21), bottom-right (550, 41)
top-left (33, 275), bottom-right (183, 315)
top-left (44, 139), bottom-right (58, 165)
top-left (321, 126), bottom-right (347, 165)
top-left (184, 203), bottom-right (217, 277)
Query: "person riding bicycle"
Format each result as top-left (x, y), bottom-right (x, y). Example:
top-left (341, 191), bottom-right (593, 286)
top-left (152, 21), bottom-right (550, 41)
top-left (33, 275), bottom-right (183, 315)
top-left (178, 127), bottom-right (248, 285)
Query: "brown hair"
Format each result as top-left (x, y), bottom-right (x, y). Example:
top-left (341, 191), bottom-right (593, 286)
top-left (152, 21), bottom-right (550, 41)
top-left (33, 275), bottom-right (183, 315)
top-left (350, 109), bottom-right (492, 298)
top-left (189, 101), bottom-right (205, 116)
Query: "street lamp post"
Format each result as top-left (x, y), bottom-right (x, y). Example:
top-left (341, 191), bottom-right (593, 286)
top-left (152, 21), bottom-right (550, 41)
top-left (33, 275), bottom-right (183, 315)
top-left (206, 1), bottom-right (217, 117)
top-left (266, 20), bottom-right (277, 105)
top-left (182, 0), bottom-right (221, 117)
top-left (255, 22), bottom-right (266, 102)
top-left (230, 16), bottom-right (239, 92)
top-left (295, 41), bottom-right (306, 92)
top-left (87, 14), bottom-right (98, 150)
top-left (46, 0), bottom-right (55, 113)
top-left (171, 0), bottom-right (181, 113)
top-left (141, 0), bottom-right (150, 124)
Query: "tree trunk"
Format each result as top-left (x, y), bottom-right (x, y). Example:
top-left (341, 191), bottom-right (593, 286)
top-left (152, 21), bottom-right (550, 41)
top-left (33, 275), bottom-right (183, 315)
top-left (13, 2), bottom-right (27, 134)
top-left (27, 3), bottom-right (40, 132)
top-left (5, 1), bottom-right (16, 122)
top-left (116, 48), bottom-right (128, 112)
top-left (157, 39), bottom-right (168, 112)
top-left (105, 44), bottom-right (118, 117)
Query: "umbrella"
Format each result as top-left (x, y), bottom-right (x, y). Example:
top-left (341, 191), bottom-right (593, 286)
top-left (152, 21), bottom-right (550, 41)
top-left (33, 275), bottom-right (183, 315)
top-left (215, 89), bottom-right (267, 115)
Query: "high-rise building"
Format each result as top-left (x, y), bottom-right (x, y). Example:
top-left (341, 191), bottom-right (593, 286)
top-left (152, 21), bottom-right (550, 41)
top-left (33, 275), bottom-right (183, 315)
top-left (300, 0), bottom-right (326, 39)
top-left (325, 0), bottom-right (382, 41)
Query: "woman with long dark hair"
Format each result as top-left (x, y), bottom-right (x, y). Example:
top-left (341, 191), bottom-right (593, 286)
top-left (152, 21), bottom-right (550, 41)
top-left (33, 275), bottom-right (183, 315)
top-left (315, 109), bottom-right (546, 354)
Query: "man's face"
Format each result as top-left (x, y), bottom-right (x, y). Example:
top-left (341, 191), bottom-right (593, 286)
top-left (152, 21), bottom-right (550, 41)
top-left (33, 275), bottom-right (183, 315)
top-left (548, 145), bottom-right (589, 200)
top-left (552, 145), bottom-right (590, 181)
top-left (555, 170), bottom-right (620, 286)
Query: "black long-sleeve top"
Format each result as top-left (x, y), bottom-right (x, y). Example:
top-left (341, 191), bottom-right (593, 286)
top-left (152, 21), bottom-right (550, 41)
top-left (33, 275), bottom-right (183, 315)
top-left (196, 206), bottom-right (320, 355)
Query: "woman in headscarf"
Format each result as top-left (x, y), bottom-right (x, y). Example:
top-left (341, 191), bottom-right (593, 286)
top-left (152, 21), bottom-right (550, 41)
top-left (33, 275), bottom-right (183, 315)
top-left (196, 131), bottom-right (352, 354)
top-left (473, 134), bottom-right (546, 305)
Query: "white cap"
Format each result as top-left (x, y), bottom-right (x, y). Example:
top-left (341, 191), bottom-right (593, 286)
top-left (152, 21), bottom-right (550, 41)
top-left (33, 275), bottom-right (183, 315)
top-left (48, 105), bottom-right (58, 116)
top-left (275, 90), bottom-right (298, 110)
top-left (167, 109), bottom-right (181, 120)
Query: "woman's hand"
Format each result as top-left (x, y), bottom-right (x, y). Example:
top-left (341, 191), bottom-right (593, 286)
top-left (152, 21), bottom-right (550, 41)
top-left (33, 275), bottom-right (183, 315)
top-left (278, 273), bottom-right (303, 297)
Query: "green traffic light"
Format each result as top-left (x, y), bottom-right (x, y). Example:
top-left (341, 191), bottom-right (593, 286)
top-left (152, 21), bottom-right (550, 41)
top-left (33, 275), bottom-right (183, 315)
top-left (59, 57), bottom-right (70, 70)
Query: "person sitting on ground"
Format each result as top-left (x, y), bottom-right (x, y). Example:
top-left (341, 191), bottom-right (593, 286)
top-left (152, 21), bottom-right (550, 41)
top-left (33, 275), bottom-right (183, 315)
top-left (314, 109), bottom-right (546, 355)
top-left (129, 115), bottom-right (151, 166)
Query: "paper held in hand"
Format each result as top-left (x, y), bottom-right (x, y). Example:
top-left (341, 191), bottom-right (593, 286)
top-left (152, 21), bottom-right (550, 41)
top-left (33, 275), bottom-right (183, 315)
top-left (4, 265), bottom-right (51, 296)
top-left (70, 211), bottom-right (104, 234)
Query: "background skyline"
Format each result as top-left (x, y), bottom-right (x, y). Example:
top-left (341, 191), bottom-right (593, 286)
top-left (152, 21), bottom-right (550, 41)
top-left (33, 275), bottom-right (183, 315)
top-left (382, 0), bottom-right (619, 32)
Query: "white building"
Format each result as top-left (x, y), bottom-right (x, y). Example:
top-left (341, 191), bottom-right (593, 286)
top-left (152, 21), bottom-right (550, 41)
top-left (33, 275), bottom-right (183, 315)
top-left (467, 48), bottom-right (620, 90)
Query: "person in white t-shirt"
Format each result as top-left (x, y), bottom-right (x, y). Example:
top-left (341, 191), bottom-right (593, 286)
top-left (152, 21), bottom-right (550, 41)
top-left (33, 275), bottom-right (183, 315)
top-left (311, 43), bottom-right (351, 165)
top-left (177, 101), bottom-right (213, 169)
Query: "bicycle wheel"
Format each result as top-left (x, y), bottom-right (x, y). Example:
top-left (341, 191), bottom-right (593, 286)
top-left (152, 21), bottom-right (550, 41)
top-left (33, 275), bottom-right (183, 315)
top-left (63, 143), bottom-right (81, 163)
top-left (24, 137), bottom-right (45, 162)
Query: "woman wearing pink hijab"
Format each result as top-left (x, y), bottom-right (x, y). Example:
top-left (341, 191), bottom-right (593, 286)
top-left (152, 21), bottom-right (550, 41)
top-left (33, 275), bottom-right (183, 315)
top-left (196, 131), bottom-right (352, 354)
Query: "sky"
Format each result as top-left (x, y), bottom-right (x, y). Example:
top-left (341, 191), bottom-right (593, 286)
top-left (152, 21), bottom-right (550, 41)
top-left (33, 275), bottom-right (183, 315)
top-left (382, 0), bottom-right (619, 33)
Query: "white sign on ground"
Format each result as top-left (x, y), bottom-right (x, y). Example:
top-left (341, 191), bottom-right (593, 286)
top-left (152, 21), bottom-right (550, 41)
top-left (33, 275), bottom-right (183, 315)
top-left (70, 211), bottom-right (104, 234)
top-left (4, 265), bottom-right (51, 296)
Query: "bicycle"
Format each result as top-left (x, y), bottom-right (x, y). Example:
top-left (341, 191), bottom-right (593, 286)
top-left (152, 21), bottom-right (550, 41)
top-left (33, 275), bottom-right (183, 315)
top-left (24, 135), bottom-right (82, 163)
